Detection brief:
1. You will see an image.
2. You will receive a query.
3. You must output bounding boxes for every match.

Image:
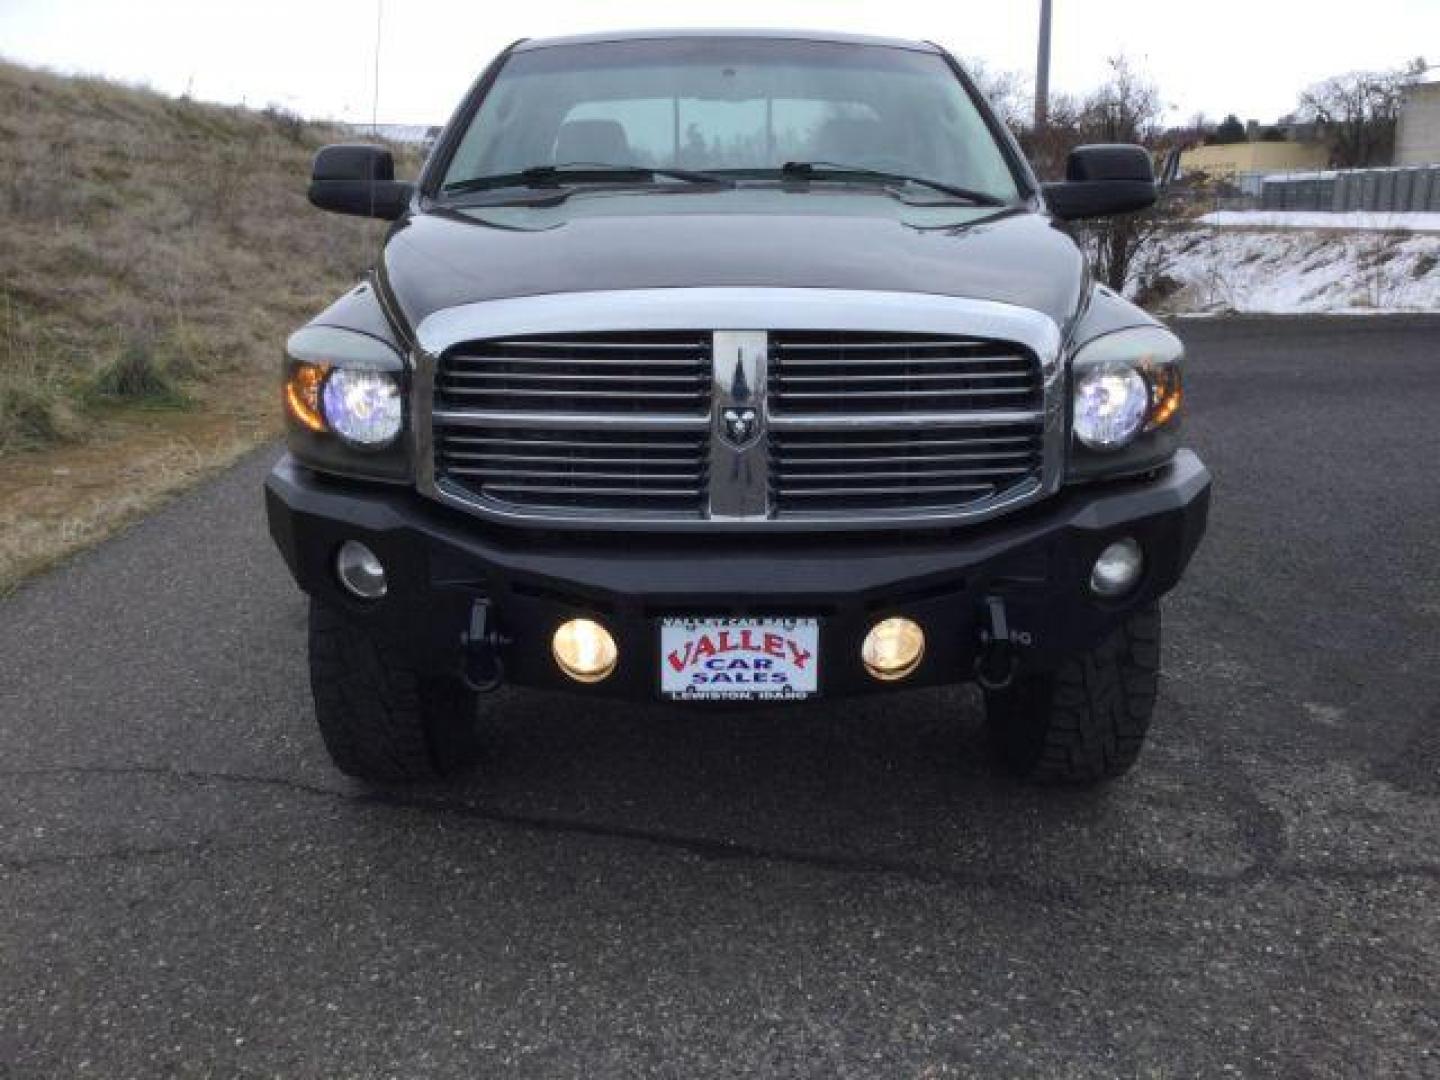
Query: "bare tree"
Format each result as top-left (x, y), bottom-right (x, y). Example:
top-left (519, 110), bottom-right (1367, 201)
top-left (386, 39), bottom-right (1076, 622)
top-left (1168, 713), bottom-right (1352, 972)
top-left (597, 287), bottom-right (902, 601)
top-left (962, 57), bottom-right (1030, 133)
top-left (1297, 58), bottom-right (1427, 167)
top-left (1018, 91), bottom-right (1083, 181)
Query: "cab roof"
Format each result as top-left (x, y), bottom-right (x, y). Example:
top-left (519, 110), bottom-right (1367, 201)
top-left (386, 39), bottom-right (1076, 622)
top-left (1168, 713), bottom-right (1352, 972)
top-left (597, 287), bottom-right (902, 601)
top-left (512, 28), bottom-right (939, 54)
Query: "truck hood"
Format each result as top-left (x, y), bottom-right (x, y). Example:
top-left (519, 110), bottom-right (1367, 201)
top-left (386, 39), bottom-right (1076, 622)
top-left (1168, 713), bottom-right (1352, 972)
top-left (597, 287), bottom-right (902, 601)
top-left (377, 192), bottom-right (1089, 336)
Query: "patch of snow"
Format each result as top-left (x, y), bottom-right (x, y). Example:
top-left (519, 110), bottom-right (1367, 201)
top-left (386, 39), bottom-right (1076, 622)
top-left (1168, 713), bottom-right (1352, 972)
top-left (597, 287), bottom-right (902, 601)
top-left (1200, 210), bottom-right (1440, 233)
top-left (1137, 227), bottom-right (1440, 314)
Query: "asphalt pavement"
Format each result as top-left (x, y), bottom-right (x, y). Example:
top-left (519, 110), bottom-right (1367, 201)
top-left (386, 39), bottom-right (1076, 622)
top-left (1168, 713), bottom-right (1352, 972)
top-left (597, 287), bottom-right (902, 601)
top-left (2, 315), bottom-right (1437, 1079)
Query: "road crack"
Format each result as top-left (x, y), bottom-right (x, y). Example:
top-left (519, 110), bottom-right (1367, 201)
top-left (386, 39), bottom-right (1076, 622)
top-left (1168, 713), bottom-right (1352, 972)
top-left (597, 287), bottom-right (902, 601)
top-left (2, 763), bottom-right (1436, 897)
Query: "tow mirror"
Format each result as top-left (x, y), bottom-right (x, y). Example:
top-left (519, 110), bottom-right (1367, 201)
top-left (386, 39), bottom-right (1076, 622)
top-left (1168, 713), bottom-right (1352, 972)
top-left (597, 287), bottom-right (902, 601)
top-left (1043, 144), bottom-right (1157, 221)
top-left (308, 144), bottom-right (414, 220)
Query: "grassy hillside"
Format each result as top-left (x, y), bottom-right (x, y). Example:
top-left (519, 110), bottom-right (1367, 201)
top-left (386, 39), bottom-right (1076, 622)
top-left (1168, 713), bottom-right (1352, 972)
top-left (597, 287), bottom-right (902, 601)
top-left (0, 60), bottom-right (414, 588)
top-left (0, 59), bottom-right (406, 449)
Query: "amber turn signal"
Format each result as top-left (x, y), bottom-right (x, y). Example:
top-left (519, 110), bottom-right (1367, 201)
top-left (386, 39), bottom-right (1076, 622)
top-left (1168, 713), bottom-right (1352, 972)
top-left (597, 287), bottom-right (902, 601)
top-left (285, 361), bottom-right (330, 433)
top-left (1146, 363), bottom-right (1183, 430)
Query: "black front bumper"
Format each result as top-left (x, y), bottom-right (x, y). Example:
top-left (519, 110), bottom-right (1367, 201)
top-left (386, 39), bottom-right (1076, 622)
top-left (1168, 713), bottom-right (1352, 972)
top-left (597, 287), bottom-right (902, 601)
top-left (265, 452), bottom-right (1210, 701)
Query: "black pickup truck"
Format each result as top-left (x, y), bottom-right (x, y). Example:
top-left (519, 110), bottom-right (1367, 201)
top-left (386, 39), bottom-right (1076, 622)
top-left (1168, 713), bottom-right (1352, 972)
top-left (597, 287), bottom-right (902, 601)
top-left (266, 29), bottom-right (1210, 786)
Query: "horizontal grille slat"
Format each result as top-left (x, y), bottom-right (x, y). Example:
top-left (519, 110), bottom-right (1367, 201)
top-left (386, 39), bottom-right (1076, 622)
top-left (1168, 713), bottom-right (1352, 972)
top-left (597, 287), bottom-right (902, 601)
top-left (773, 339), bottom-right (992, 351)
top-left (783, 486), bottom-right (996, 498)
top-left (776, 450), bottom-right (1035, 465)
top-left (487, 483), bottom-right (703, 496)
top-left (440, 386), bottom-right (705, 400)
top-left (776, 387), bottom-right (1037, 400)
top-left (444, 370), bottom-right (706, 383)
top-left (447, 467), bottom-right (701, 482)
top-left (443, 451), bottom-right (699, 467)
top-left (778, 466), bottom-right (1034, 481)
top-left (433, 332), bottom-right (712, 516)
top-left (772, 435), bottom-right (1037, 451)
top-left (775, 355), bottom-right (1030, 367)
top-left (777, 371), bottom-right (1035, 383)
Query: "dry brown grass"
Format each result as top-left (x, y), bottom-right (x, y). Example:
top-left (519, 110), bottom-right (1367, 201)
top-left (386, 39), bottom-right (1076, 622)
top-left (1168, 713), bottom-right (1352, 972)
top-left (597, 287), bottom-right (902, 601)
top-left (0, 59), bottom-right (419, 588)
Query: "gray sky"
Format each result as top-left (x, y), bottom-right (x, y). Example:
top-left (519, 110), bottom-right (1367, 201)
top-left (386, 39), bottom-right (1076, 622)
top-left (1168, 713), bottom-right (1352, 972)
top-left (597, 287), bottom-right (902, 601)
top-left (0, 0), bottom-right (1434, 126)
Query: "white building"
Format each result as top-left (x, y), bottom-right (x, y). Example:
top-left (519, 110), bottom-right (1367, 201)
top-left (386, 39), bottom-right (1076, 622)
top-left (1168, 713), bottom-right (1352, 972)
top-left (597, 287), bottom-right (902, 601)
top-left (1396, 82), bottom-right (1440, 165)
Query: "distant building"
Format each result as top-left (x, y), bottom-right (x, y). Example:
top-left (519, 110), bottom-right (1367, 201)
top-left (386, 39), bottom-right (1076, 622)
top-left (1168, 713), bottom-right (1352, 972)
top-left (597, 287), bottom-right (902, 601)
top-left (1179, 140), bottom-right (1331, 182)
top-left (1396, 82), bottom-right (1440, 165)
top-left (343, 123), bottom-right (441, 150)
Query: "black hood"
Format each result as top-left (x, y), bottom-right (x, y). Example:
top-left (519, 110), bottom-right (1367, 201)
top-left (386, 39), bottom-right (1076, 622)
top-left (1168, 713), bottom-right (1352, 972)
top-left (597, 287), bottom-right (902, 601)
top-left (377, 191), bottom-right (1089, 335)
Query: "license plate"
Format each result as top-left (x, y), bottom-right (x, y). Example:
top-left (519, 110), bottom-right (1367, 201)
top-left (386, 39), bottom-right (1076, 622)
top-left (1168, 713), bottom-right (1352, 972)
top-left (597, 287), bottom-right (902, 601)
top-left (659, 617), bottom-right (819, 701)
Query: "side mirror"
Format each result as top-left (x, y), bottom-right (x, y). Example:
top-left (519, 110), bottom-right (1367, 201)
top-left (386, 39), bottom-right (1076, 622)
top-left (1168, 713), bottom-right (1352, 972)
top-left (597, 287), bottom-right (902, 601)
top-left (1043, 144), bottom-right (1157, 221)
top-left (308, 144), bottom-right (414, 220)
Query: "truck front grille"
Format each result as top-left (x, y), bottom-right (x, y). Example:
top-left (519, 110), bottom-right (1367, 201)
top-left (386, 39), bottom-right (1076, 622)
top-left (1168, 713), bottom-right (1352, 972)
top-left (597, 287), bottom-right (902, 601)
top-left (769, 332), bottom-right (1043, 414)
top-left (425, 323), bottom-right (1053, 528)
top-left (434, 427), bottom-right (709, 514)
top-left (432, 332), bottom-right (711, 516)
top-left (771, 422), bottom-right (1045, 514)
top-left (435, 332), bottom-right (711, 416)
top-left (767, 332), bottom-right (1045, 515)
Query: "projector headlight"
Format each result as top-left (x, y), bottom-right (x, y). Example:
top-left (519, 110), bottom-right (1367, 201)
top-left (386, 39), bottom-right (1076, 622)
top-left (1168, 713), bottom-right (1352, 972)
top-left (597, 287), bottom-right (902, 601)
top-left (1068, 326), bottom-right (1184, 479)
top-left (283, 324), bottom-right (410, 480)
top-left (322, 368), bottom-right (402, 447)
top-left (1074, 362), bottom-right (1149, 450)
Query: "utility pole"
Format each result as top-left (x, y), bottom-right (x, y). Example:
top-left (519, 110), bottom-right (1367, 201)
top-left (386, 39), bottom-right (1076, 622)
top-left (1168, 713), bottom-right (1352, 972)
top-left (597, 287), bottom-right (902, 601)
top-left (1034, 0), bottom-right (1052, 131)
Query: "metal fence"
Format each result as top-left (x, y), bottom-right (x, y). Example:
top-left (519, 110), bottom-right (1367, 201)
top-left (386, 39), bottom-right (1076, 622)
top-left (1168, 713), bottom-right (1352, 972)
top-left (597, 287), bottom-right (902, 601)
top-left (1258, 165), bottom-right (1440, 212)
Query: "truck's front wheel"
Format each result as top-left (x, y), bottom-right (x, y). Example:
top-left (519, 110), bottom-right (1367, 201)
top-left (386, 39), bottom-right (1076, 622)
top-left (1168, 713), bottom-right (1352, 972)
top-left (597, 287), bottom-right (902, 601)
top-left (308, 600), bottom-right (481, 782)
top-left (983, 604), bottom-right (1161, 785)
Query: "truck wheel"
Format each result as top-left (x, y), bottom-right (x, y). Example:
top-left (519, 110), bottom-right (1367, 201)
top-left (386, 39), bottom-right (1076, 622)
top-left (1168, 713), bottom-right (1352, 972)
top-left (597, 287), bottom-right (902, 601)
top-left (983, 604), bottom-right (1160, 785)
top-left (307, 600), bottom-right (481, 782)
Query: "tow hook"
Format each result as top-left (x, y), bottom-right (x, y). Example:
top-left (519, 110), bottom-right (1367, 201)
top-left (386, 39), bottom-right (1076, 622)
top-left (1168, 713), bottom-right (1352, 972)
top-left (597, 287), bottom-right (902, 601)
top-left (974, 595), bottom-right (1030, 691)
top-left (459, 598), bottom-right (509, 693)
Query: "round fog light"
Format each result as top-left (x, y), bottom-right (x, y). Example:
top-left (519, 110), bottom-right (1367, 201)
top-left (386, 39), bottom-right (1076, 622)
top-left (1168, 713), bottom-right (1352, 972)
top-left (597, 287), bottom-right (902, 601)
top-left (335, 540), bottom-right (387, 600)
top-left (552, 618), bottom-right (618, 683)
top-left (862, 617), bottom-right (925, 682)
top-left (1090, 538), bottom-right (1144, 598)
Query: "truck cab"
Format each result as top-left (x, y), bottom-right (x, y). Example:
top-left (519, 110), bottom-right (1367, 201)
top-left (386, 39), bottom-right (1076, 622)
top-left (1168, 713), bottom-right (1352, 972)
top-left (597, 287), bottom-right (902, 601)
top-left (266, 30), bottom-right (1210, 785)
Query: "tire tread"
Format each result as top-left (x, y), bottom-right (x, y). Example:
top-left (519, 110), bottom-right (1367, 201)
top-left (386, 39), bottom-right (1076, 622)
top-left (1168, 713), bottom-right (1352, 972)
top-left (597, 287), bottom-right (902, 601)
top-left (985, 605), bottom-right (1161, 785)
top-left (308, 601), bottom-right (477, 783)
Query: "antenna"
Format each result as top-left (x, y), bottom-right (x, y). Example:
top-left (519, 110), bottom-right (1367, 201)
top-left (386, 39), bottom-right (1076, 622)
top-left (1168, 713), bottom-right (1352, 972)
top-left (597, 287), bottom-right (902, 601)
top-left (371, 0), bottom-right (383, 139)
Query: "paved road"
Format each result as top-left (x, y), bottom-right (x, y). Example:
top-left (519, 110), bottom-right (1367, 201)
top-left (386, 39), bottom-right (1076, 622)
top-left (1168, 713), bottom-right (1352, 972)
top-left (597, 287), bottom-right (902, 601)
top-left (2, 316), bottom-right (1437, 1079)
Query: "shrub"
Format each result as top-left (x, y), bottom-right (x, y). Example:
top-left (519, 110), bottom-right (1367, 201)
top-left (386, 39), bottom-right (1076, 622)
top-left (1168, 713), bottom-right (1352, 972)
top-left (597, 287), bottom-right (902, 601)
top-left (0, 383), bottom-right (75, 449)
top-left (89, 339), bottom-right (187, 405)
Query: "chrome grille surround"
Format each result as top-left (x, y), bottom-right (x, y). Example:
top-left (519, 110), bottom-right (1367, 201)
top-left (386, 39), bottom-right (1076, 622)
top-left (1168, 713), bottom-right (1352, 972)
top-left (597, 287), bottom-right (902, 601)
top-left (414, 289), bottom-right (1064, 532)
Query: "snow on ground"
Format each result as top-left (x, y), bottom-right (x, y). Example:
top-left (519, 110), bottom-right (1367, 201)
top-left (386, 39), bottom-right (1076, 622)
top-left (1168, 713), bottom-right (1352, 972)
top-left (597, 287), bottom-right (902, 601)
top-left (1139, 227), bottom-right (1440, 315)
top-left (1200, 211), bottom-right (1440, 233)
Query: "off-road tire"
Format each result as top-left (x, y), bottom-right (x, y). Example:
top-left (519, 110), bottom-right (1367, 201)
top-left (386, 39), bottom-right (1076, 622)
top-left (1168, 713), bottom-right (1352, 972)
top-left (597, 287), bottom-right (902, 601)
top-left (308, 600), bottom-right (481, 783)
top-left (983, 604), bottom-right (1161, 785)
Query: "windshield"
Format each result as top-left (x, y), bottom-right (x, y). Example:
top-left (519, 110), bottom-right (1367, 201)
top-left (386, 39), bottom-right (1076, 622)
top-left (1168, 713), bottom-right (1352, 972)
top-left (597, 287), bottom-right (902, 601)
top-left (440, 38), bottom-right (1021, 202)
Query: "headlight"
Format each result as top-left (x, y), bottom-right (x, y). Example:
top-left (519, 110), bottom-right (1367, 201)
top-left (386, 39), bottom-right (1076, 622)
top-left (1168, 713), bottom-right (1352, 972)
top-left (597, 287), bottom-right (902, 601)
top-left (322, 368), bottom-right (402, 447)
top-left (283, 324), bottom-right (410, 481)
top-left (1068, 326), bottom-right (1184, 478)
top-left (1074, 362), bottom-right (1149, 450)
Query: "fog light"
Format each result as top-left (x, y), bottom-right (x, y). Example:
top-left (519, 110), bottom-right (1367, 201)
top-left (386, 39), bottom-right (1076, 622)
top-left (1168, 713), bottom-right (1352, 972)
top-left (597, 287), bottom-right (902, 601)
top-left (862, 617), bottom-right (925, 682)
top-left (1090, 538), bottom-right (1143, 598)
top-left (335, 540), bottom-right (387, 600)
top-left (552, 618), bottom-right (618, 683)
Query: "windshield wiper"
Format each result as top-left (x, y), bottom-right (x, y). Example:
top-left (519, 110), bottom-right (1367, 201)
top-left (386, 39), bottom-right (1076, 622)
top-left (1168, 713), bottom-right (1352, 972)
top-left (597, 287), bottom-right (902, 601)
top-left (442, 162), bottom-right (734, 197)
top-left (777, 161), bottom-right (1008, 206)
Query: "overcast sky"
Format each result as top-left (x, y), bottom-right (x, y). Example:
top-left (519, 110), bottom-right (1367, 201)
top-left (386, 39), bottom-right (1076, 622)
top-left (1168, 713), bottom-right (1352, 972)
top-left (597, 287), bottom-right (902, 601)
top-left (0, 0), bottom-right (1434, 127)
